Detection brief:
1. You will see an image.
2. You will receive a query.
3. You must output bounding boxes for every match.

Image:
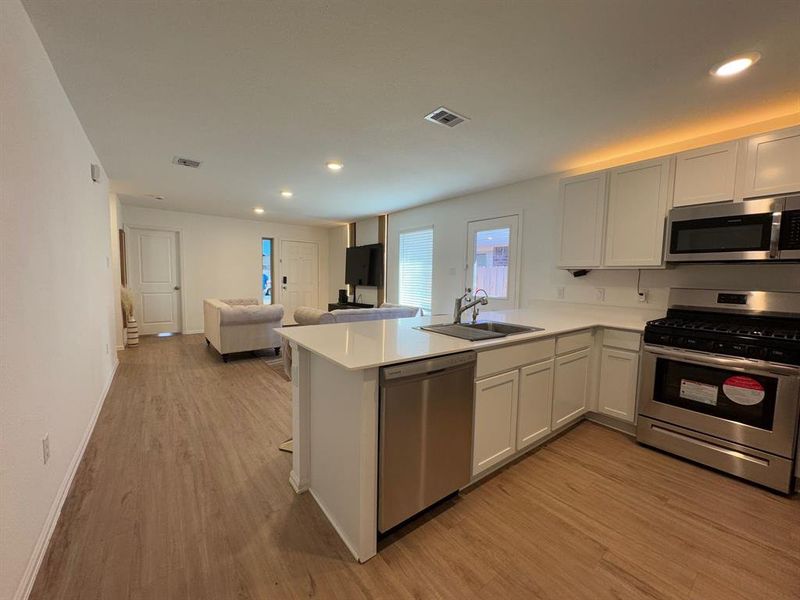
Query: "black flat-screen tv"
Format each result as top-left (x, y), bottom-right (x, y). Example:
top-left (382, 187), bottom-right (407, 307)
top-left (346, 243), bottom-right (383, 287)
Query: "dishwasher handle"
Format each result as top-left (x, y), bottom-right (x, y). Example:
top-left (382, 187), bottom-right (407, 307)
top-left (380, 351), bottom-right (477, 383)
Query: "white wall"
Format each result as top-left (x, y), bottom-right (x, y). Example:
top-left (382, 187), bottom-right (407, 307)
top-left (120, 205), bottom-right (332, 332)
top-left (388, 156), bottom-right (800, 316)
top-left (1, 2), bottom-right (118, 598)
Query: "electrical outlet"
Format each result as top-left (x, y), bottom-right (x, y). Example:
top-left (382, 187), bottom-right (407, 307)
top-left (638, 289), bottom-right (649, 303)
top-left (595, 287), bottom-right (605, 302)
top-left (448, 267), bottom-right (456, 276)
top-left (556, 286), bottom-right (565, 300)
top-left (42, 435), bottom-right (50, 464)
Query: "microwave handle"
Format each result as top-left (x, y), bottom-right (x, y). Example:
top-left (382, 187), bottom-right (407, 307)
top-left (643, 344), bottom-right (800, 376)
top-left (769, 210), bottom-right (782, 259)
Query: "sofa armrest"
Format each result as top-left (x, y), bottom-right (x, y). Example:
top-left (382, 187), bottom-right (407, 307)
top-left (203, 299), bottom-right (224, 351)
top-left (293, 307), bottom-right (334, 325)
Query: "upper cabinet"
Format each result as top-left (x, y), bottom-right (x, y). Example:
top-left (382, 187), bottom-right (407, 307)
top-left (604, 156), bottom-right (673, 267)
top-left (673, 140), bottom-right (738, 207)
top-left (741, 126), bottom-right (800, 198)
top-left (557, 124), bottom-right (800, 270)
top-left (558, 172), bottom-right (607, 268)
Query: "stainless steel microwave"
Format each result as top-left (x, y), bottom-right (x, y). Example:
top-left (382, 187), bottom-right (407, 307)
top-left (665, 195), bottom-right (800, 263)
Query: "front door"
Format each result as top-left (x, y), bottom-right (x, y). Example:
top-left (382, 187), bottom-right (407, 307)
top-left (126, 227), bottom-right (182, 335)
top-left (466, 216), bottom-right (519, 311)
top-left (280, 240), bottom-right (319, 323)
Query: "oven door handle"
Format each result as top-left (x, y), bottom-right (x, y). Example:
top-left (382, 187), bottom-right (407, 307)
top-left (642, 344), bottom-right (800, 376)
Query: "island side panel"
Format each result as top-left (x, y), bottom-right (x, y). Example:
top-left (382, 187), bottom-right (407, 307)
top-left (307, 352), bottom-right (379, 562)
top-left (289, 342), bottom-right (310, 492)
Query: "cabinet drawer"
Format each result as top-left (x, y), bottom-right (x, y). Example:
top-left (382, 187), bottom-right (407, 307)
top-left (602, 329), bottom-right (640, 351)
top-left (555, 330), bottom-right (593, 355)
top-left (476, 338), bottom-right (555, 379)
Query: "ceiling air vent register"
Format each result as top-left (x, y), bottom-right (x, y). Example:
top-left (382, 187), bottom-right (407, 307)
top-left (424, 107), bottom-right (469, 128)
top-left (172, 156), bottom-right (202, 168)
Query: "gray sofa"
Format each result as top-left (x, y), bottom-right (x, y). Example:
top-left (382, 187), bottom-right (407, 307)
top-left (204, 298), bottom-right (284, 361)
top-left (281, 303), bottom-right (421, 376)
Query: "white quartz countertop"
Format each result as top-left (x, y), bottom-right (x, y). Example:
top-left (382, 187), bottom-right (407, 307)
top-left (277, 301), bottom-right (665, 371)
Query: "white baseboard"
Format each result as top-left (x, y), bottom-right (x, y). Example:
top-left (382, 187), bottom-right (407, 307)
top-left (14, 358), bottom-right (120, 600)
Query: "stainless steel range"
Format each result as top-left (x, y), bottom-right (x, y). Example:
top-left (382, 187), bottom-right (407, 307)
top-left (637, 289), bottom-right (800, 493)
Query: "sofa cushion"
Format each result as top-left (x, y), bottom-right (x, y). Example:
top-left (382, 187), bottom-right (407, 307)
top-left (219, 303), bottom-right (284, 326)
top-left (294, 306), bottom-right (336, 325)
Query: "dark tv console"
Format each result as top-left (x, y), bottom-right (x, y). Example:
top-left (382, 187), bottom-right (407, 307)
top-left (328, 302), bottom-right (374, 311)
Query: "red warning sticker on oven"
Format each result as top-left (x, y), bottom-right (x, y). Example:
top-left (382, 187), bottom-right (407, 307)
top-left (722, 376), bottom-right (765, 406)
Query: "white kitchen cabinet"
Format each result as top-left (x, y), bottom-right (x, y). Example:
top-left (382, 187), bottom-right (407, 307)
top-left (552, 348), bottom-right (591, 430)
top-left (673, 140), bottom-right (738, 207)
top-left (558, 171), bottom-right (608, 268)
top-left (473, 370), bottom-right (518, 476)
top-left (741, 126), bottom-right (800, 198)
top-left (604, 156), bottom-right (673, 267)
top-left (516, 359), bottom-right (554, 450)
top-left (597, 348), bottom-right (639, 423)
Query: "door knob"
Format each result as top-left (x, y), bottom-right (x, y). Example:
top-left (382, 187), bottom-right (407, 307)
top-left (174, 285), bottom-right (181, 290)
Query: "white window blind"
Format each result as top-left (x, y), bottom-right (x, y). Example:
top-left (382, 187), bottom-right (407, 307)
top-left (398, 227), bottom-right (433, 313)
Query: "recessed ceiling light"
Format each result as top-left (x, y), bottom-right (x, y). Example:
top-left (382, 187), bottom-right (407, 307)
top-left (253, 207), bottom-right (265, 214)
top-left (280, 190), bottom-right (293, 198)
top-left (326, 161), bottom-right (343, 172)
top-left (710, 52), bottom-right (761, 77)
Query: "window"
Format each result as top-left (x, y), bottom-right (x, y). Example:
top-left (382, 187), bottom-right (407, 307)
top-left (398, 227), bottom-right (433, 313)
top-left (262, 238), bottom-right (273, 304)
top-left (472, 227), bottom-right (510, 298)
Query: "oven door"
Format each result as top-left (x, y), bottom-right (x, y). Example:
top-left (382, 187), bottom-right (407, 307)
top-left (665, 197), bottom-right (782, 262)
top-left (638, 345), bottom-right (799, 458)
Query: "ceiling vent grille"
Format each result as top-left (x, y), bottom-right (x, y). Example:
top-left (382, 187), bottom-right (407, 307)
top-left (172, 156), bottom-right (202, 168)
top-left (424, 106), bottom-right (469, 128)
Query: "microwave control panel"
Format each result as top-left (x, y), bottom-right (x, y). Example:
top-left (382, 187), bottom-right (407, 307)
top-left (780, 210), bottom-right (800, 250)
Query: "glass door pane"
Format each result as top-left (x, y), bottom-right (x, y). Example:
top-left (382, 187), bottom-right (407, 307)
top-left (466, 216), bottom-right (519, 311)
top-left (262, 238), bottom-right (273, 304)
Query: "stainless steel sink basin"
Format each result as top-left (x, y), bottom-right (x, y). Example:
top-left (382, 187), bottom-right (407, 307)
top-left (462, 322), bottom-right (542, 335)
top-left (419, 321), bottom-right (543, 341)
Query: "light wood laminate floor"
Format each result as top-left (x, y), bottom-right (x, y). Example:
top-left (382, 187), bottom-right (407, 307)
top-left (31, 334), bottom-right (800, 600)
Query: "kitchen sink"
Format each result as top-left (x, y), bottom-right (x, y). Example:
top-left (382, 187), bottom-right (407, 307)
top-left (419, 321), bottom-right (543, 341)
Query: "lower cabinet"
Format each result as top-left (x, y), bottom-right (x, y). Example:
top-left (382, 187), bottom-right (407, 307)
top-left (472, 370), bottom-right (519, 476)
top-left (597, 347), bottom-right (639, 422)
top-left (552, 348), bottom-right (591, 430)
top-left (516, 359), bottom-right (554, 450)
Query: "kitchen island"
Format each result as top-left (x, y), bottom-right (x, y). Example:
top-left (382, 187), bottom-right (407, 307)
top-left (277, 302), bottom-right (663, 562)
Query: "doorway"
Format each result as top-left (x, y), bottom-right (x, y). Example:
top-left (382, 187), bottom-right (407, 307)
top-left (280, 240), bottom-right (319, 323)
top-left (125, 226), bottom-right (182, 334)
top-left (465, 215), bottom-right (520, 311)
top-left (262, 238), bottom-right (273, 304)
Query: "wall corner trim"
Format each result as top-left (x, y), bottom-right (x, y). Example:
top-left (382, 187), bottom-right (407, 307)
top-left (14, 359), bottom-right (120, 600)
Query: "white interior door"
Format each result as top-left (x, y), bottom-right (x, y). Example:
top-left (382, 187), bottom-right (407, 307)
top-left (466, 215), bottom-right (519, 311)
top-left (126, 227), bottom-right (181, 335)
top-left (281, 240), bottom-right (319, 323)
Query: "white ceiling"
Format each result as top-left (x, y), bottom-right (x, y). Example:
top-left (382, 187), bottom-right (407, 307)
top-left (23, 0), bottom-right (800, 225)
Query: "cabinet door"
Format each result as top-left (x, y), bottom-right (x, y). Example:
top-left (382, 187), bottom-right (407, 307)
top-left (673, 141), bottom-right (738, 207)
top-left (552, 348), bottom-right (590, 430)
top-left (473, 370), bottom-right (518, 476)
top-left (742, 126), bottom-right (800, 198)
top-left (604, 156), bottom-right (673, 267)
top-left (516, 359), bottom-right (554, 450)
top-left (597, 348), bottom-right (639, 423)
top-left (558, 171), bottom-right (607, 268)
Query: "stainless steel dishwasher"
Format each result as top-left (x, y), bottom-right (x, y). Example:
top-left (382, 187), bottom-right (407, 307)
top-left (378, 351), bottom-right (476, 533)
